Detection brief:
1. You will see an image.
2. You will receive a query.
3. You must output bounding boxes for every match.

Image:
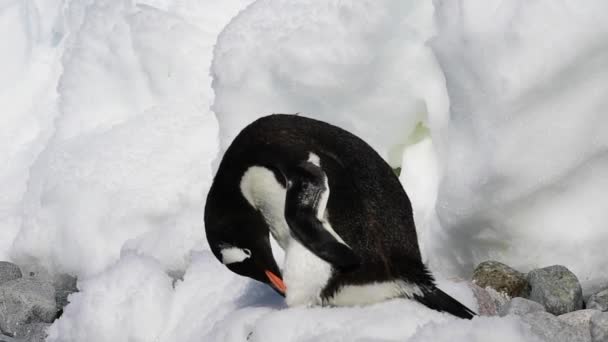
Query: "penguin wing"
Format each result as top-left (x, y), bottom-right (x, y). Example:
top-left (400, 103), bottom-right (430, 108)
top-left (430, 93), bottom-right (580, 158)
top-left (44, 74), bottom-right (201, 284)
top-left (284, 162), bottom-right (360, 270)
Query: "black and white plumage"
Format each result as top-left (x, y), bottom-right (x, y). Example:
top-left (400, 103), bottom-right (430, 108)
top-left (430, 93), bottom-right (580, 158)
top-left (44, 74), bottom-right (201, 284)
top-left (204, 114), bottom-right (476, 319)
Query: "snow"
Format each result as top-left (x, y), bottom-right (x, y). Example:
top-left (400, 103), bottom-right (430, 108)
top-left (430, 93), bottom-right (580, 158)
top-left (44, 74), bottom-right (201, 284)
top-left (211, 0), bottom-right (449, 168)
top-left (1, 0), bottom-right (607, 341)
top-left (429, 0), bottom-right (608, 282)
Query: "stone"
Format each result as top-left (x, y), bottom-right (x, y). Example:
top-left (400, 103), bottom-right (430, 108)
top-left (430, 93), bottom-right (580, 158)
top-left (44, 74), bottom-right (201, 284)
top-left (469, 283), bottom-right (497, 316)
top-left (499, 297), bottom-right (546, 316)
top-left (527, 265), bottom-right (583, 315)
top-left (523, 311), bottom-right (591, 342)
top-left (483, 286), bottom-right (511, 312)
top-left (19, 265), bottom-right (51, 283)
top-left (53, 274), bottom-right (78, 312)
top-left (16, 323), bottom-right (50, 342)
top-left (0, 262), bottom-right (22, 286)
top-left (588, 289), bottom-right (608, 312)
top-left (558, 310), bottom-right (601, 341)
top-left (472, 261), bottom-right (530, 297)
top-left (591, 312), bottom-right (608, 342)
top-left (0, 279), bottom-right (57, 337)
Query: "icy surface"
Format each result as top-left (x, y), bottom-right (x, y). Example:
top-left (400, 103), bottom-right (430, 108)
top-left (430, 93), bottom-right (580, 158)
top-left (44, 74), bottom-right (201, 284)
top-left (1, 0), bottom-right (607, 341)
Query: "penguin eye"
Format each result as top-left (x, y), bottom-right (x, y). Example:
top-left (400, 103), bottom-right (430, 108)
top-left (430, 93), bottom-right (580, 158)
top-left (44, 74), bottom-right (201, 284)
top-left (220, 245), bottom-right (252, 265)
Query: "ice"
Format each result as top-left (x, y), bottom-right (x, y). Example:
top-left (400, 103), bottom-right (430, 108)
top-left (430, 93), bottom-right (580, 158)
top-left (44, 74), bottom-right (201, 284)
top-left (1, 0), bottom-right (607, 341)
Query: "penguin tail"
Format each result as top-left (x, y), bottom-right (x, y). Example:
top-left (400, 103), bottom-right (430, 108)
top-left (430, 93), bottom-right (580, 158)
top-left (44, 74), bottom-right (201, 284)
top-left (413, 286), bottom-right (477, 319)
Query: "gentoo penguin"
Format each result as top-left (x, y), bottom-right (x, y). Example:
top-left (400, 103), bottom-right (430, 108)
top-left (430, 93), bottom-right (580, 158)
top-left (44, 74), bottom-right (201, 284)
top-left (204, 114), bottom-right (476, 319)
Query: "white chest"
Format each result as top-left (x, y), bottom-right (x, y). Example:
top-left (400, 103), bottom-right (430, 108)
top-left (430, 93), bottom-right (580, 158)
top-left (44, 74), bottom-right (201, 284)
top-left (239, 165), bottom-right (332, 306)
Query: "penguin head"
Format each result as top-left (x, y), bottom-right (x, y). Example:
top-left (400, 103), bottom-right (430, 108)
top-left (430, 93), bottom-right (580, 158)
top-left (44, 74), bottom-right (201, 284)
top-left (206, 227), bottom-right (286, 296)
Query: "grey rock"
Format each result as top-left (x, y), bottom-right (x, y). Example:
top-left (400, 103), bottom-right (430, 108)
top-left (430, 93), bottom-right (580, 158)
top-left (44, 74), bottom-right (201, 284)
top-left (19, 264), bottom-right (79, 313)
top-left (0, 279), bottom-right (57, 337)
top-left (53, 274), bottom-right (78, 311)
top-left (499, 297), bottom-right (546, 317)
top-left (583, 280), bottom-right (608, 303)
top-left (588, 289), bottom-right (608, 312)
top-left (469, 282), bottom-right (497, 316)
top-left (558, 310), bottom-right (600, 341)
top-left (473, 261), bottom-right (530, 298)
top-left (0, 262), bottom-right (22, 285)
top-left (16, 323), bottom-right (50, 342)
top-left (18, 265), bottom-right (51, 283)
top-left (0, 334), bottom-right (17, 342)
top-left (523, 311), bottom-right (591, 342)
top-left (483, 286), bottom-right (511, 312)
top-left (527, 265), bottom-right (583, 315)
top-left (591, 312), bottom-right (608, 342)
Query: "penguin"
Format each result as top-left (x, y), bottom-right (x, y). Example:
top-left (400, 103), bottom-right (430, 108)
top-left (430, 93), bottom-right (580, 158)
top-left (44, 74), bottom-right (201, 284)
top-left (204, 114), bottom-right (476, 319)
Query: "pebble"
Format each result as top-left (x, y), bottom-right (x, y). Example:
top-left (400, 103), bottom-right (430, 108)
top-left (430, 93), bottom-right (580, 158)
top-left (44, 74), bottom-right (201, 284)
top-left (16, 323), bottom-right (51, 342)
top-left (523, 311), bottom-right (590, 342)
top-left (558, 310), bottom-right (601, 341)
top-left (527, 265), bottom-right (583, 315)
top-left (0, 263), bottom-right (22, 286)
top-left (499, 297), bottom-right (545, 317)
top-left (473, 261), bottom-right (530, 298)
top-left (0, 279), bottom-right (57, 337)
top-left (53, 274), bottom-right (78, 312)
top-left (591, 312), bottom-right (608, 342)
top-left (588, 289), bottom-right (608, 312)
top-left (469, 283), bottom-right (497, 316)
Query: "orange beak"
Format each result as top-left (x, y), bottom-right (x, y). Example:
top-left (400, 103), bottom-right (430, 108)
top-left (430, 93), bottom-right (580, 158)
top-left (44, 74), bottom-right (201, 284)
top-left (264, 270), bottom-right (286, 294)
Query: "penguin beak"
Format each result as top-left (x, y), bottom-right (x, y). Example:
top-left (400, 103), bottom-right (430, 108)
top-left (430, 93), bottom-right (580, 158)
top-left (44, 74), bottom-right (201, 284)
top-left (264, 270), bottom-right (286, 294)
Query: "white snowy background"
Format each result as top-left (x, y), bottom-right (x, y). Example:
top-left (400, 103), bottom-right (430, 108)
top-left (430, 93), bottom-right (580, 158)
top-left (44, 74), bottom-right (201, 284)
top-left (1, 0), bottom-right (607, 341)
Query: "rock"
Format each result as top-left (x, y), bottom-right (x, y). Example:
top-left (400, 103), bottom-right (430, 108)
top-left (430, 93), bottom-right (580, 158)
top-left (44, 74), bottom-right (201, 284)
top-left (53, 274), bottom-right (78, 312)
top-left (469, 283), bottom-right (497, 316)
top-left (527, 265), bottom-right (583, 315)
top-left (472, 261), bottom-right (530, 297)
top-left (499, 297), bottom-right (546, 316)
top-left (591, 312), bottom-right (608, 342)
top-left (0, 334), bottom-right (17, 342)
top-left (19, 265), bottom-right (51, 283)
top-left (0, 262), bottom-right (22, 285)
top-left (484, 286), bottom-right (511, 312)
top-left (523, 311), bottom-right (591, 342)
top-left (16, 323), bottom-right (50, 342)
top-left (588, 289), bottom-right (608, 312)
top-left (558, 310), bottom-right (600, 341)
top-left (0, 279), bottom-right (57, 337)
top-left (18, 264), bottom-right (79, 314)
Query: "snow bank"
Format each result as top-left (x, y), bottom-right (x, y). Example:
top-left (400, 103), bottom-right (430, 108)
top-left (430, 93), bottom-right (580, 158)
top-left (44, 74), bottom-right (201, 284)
top-left (0, 0), bottom-right (64, 261)
top-left (428, 0), bottom-right (608, 282)
top-left (47, 252), bottom-right (280, 341)
top-left (212, 0), bottom-right (449, 168)
top-left (8, 0), bottom-right (237, 276)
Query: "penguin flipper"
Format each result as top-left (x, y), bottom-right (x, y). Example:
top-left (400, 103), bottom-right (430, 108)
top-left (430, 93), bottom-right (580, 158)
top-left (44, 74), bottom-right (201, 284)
top-left (284, 162), bottom-right (360, 270)
top-left (413, 286), bottom-right (477, 319)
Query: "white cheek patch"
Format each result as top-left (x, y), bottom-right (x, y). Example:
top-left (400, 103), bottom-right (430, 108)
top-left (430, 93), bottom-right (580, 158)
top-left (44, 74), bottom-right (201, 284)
top-left (220, 247), bottom-right (251, 265)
